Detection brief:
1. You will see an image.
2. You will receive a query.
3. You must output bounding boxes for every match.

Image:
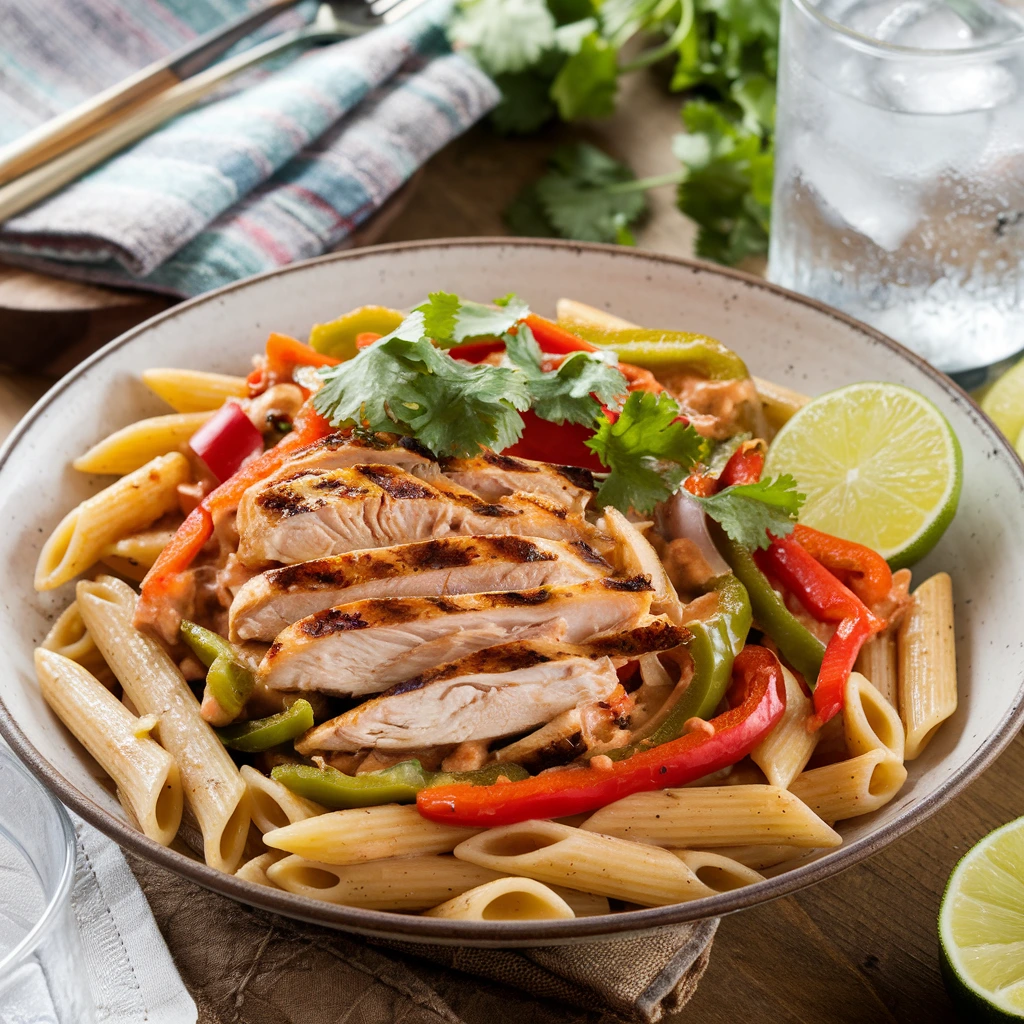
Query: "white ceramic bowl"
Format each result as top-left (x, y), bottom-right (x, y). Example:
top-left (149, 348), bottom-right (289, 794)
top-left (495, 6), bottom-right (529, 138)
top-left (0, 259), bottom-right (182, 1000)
top-left (2, 239), bottom-right (1022, 946)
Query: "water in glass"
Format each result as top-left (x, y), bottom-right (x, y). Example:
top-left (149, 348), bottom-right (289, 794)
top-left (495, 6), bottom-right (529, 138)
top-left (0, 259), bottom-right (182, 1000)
top-left (769, 0), bottom-right (1024, 372)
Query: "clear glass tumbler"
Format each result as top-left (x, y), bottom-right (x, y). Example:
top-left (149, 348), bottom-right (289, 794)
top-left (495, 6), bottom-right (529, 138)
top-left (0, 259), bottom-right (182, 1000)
top-left (0, 747), bottom-right (95, 1023)
top-left (768, 0), bottom-right (1024, 374)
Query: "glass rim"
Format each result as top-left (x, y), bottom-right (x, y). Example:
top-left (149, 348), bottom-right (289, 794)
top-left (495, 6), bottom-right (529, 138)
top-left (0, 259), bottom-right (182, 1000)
top-left (789, 0), bottom-right (1024, 59)
top-left (0, 748), bottom-right (77, 979)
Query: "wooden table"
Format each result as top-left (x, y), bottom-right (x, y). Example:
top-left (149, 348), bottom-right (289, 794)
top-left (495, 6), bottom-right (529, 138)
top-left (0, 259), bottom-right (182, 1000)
top-left (1, 75), bottom-right (1019, 1024)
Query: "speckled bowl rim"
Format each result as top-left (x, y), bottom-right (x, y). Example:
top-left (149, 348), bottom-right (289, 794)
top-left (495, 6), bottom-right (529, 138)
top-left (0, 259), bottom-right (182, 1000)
top-left (2, 238), bottom-right (1022, 947)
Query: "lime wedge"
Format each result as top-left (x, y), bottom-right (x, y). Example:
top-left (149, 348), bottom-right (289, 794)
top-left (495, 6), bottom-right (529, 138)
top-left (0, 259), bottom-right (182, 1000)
top-left (982, 357), bottom-right (1024, 445)
top-left (939, 816), bottom-right (1024, 1022)
top-left (763, 382), bottom-right (962, 569)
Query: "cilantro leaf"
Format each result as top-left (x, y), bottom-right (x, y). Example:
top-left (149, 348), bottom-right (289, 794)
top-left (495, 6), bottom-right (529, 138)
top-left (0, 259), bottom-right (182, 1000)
top-left (313, 312), bottom-right (531, 458)
top-left (489, 71), bottom-right (558, 135)
top-left (504, 324), bottom-right (627, 426)
top-left (586, 390), bottom-right (709, 514)
top-left (506, 143), bottom-right (648, 245)
top-left (415, 294), bottom-right (530, 346)
top-left (450, 0), bottom-right (557, 75)
top-left (673, 100), bottom-right (772, 265)
top-left (693, 474), bottom-right (804, 549)
top-left (550, 33), bottom-right (618, 120)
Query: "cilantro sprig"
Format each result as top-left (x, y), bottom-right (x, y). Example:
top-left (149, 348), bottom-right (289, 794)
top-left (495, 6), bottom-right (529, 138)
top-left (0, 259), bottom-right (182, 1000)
top-left (586, 390), bottom-right (709, 515)
top-left (693, 475), bottom-right (804, 549)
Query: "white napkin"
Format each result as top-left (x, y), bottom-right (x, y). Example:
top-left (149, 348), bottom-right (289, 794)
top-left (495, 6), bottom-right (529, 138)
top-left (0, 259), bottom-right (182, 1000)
top-left (70, 815), bottom-right (195, 1024)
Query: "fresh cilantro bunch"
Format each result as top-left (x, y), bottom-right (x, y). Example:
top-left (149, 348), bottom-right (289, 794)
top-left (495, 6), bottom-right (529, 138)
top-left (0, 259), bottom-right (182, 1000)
top-left (693, 475), bottom-right (804, 547)
top-left (457, 0), bottom-right (780, 264)
top-left (313, 293), bottom-right (625, 457)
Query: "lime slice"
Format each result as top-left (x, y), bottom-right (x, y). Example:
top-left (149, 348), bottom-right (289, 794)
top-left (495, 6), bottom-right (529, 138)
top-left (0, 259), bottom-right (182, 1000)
top-left (939, 816), bottom-right (1024, 1022)
top-left (982, 357), bottom-right (1024, 444)
top-left (763, 382), bottom-right (962, 569)
top-left (1016, 424), bottom-right (1024, 462)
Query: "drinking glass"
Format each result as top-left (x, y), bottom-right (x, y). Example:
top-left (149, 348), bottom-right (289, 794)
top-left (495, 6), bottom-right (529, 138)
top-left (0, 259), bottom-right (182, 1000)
top-left (768, 0), bottom-right (1024, 375)
top-left (0, 746), bottom-right (95, 1023)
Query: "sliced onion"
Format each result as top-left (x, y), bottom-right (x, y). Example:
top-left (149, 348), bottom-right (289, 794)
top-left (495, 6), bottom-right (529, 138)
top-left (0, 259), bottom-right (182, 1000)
top-left (657, 490), bottom-right (730, 576)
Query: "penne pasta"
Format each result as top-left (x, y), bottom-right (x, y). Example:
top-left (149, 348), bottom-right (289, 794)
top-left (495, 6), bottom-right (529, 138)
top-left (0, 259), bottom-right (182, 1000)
top-left (73, 412), bottom-right (213, 475)
top-left (100, 524), bottom-right (180, 572)
top-left (751, 376), bottom-right (810, 430)
top-left (844, 672), bottom-right (905, 762)
top-left (76, 576), bottom-right (249, 873)
top-left (751, 666), bottom-right (819, 788)
top-left (704, 844), bottom-right (817, 871)
top-left (142, 368), bottom-right (248, 413)
top-left (788, 749), bottom-right (908, 823)
top-left (40, 600), bottom-right (117, 689)
top-left (672, 850), bottom-right (766, 893)
top-left (34, 648), bottom-right (182, 846)
top-left (235, 851), bottom-right (285, 888)
top-left (580, 786), bottom-right (841, 849)
top-left (35, 452), bottom-right (190, 591)
top-left (897, 572), bottom-right (957, 760)
top-left (855, 632), bottom-right (898, 707)
top-left (263, 804), bottom-right (480, 864)
top-left (454, 820), bottom-right (721, 906)
top-left (546, 886), bottom-right (611, 918)
top-left (241, 766), bottom-right (325, 834)
top-left (266, 854), bottom-right (503, 910)
top-left (423, 877), bottom-right (576, 921)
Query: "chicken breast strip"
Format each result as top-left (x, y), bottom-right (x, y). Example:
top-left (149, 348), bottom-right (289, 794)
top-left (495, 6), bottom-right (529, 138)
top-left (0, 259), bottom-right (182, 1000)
top-left (297, 620), bottom-right (690, 753)
top-left (236, 464), bottom-right (610, 567)
top-left (229, 535), bottom-right (612, 642)
top-left (439, 452), bottom-right (595, 513)
top-left (258, 576), bottom-right (655, 695)
top-left (264, 431), bottom-right (438, 484)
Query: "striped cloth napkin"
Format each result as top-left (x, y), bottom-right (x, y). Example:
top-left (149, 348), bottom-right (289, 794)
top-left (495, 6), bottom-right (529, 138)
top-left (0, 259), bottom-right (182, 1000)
top-left (0, 0), bottom-right (498, 297)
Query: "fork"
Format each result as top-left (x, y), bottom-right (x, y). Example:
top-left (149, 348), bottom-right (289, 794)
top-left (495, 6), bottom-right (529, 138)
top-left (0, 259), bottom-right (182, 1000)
top-left (0, 0), bottom-right (430, 223)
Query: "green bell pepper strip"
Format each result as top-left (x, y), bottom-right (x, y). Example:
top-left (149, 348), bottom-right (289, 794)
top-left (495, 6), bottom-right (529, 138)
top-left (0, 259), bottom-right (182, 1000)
top-left (713, 529), bottom-right (826, 686)
top-left (560, 324), bottom-right (749, 381)
top-left (607, 573), bottom-right (752, 762)
top-left (180, 620), bottom-right (255, 720)
top-left (271, 760), bottom-right (530, 810)
top-left (216, 699), bottom-right (314, 753)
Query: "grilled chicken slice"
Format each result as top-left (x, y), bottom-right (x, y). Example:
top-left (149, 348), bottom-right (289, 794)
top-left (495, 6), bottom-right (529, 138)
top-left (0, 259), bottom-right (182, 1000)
top-left (228, 536), bottom-right (612, 642)
top-left (266, 431), bottom-right (438, 484)
top-left (296, 620), bottom-right (690, 753)
top-left (236, 464), bottom-right (610, 567)
top-left (258, 576), bottom-right (654, 695)
top-left (440, 452), bottom-right (595, 513)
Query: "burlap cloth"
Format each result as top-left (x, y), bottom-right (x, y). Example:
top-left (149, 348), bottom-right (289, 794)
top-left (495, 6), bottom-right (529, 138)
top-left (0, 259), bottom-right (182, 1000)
top-left (126, 853), bottom-right (717, 1024)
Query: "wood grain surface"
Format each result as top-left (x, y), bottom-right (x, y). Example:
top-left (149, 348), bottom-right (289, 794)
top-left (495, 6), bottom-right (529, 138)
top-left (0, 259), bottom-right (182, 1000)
top-left (1, 73), bottom-right (1017, 1023)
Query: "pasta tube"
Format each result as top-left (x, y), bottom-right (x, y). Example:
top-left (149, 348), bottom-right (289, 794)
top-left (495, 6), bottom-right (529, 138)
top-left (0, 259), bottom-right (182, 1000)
top-left (241, 766), bottom-right (325, 834)
top-left (673, 850), bottom-right (766, 893)
top-left (73, 412), bottom-right (212, 475)
top-left (142, 368), bottom-right (248, 412)
top-left (266, 854), bottom-right (502, 910)
top-left (788, 749), bottom-right (907, 823)
top-left (843, 672), bottom-right (905, 762)
top-left (235, 851), bottom-right (285, 888)
top-left (580, 786), bottom-right (841, 849)
top-left (855, 632), bottom-right (898, 707)
top-left (454, 820), bottom-right (720, 906)
top-left (41, 600), bottom-right (115, 689)
top-left (101, 525), bottom-right (180, 571)
top-left (897, 572), bottom-right (957, 760)
top-left (34, 648), bottom-right (182, 846)
top-left (77, 577), bottom-right (249, 872)
top-left (751, 666), bottom-right (818, 788)
top-left (35, 453), bottom-right (190, 591)
top-left (424, 877), bottom-right (576, 921)
top-left (705, 845), bottom-right (815, 871)
top-left (263, 804), bottom-right (480, 864)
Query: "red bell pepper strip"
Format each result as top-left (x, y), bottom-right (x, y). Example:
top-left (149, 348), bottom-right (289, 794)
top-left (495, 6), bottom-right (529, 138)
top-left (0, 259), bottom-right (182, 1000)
top-left (791, 524), bottom-right (893, 608)
top-left (356, 332), bottom-right (383, 349)
top-left (447, 339), bottom-right (506, 363)
top-left (524, 314), bottom-right (601, 354)
top-left (503, 410), bottom-right (606, 471)
top-left (136, 406), bottom-right (332, 637)
top-left (756, 535), bottom-right (884, 727)
top-left (188, 403), bottom-right (264, 483)
top-left (718, 447), bottom-right (765, 488)
top-left (416, 645), bottom-right (786, 827)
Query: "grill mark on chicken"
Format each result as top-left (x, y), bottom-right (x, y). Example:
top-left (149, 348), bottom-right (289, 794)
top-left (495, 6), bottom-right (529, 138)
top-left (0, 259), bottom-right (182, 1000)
top-left (554, 464), bottom-right (596, 490)
top-left (572, 541), bottom-right (612, 568)
top-left (603, 574), bottom-right (654, 592)
top-left (440, 454), bottom-right (596, 511)
top-left (354, 465), bottom-right (436, 500)
top-left (300, 609), bottom-right (369, 638)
